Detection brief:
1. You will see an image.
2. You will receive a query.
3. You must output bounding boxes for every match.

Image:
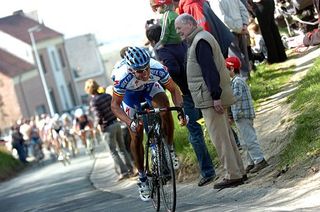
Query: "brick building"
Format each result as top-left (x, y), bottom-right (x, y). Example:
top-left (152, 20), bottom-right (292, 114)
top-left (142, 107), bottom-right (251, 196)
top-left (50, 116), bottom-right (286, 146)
top-left (0, 10), bottom-right (78, 128)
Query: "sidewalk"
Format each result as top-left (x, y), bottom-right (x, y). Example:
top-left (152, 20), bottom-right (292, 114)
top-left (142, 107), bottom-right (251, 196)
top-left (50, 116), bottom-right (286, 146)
top-left (89, 151), bottom-right (137, 195)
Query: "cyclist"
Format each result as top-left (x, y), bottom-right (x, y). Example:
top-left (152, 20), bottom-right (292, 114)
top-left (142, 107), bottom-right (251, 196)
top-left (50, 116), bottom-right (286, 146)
top-left (60, 113), bottom-right (78, 156)
top-left (50, 113), bottom-right (64, 160)
top-left (73, 108), bottom-right (95, 152)
top-left (111, 46), bottom-right (186, 201)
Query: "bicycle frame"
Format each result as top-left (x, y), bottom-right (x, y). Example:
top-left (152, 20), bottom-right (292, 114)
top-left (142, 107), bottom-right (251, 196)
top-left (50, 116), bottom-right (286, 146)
top-left (135, 106), bottom-right (183, 212)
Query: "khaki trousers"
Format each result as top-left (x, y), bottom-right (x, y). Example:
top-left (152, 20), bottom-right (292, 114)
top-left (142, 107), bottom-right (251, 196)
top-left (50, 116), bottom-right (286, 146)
top-left (201, 107), bottom-right (245, 179)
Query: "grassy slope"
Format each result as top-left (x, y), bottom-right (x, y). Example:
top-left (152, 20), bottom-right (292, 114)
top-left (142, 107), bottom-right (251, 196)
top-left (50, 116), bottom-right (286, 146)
top-left (281, 58), bottom-right (320, 166)
top-left (0, 148), bottom-right (24, 182)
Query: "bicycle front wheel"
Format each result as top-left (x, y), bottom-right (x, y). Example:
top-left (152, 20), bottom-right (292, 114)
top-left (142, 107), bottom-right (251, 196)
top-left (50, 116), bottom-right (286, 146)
top-left (158, 137), bottom-right (176, 212)
top-left (146, 142), bottom-right (160, 211)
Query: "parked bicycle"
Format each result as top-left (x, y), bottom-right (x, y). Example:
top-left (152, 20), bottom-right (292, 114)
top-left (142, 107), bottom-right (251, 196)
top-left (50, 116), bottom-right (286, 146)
top-left (134, 106), bottom-right (184, 212)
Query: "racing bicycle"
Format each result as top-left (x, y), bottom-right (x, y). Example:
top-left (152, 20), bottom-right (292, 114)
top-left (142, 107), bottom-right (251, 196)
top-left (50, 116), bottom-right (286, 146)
top-left (135, 106), bottom-right (184, 212)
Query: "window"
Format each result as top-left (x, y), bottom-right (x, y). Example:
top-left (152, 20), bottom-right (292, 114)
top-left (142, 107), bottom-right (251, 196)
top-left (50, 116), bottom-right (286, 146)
top-left (39, 54), bottom-right (47, 73)
top-left (81, 94), bottom-right (89, 105)
top-left (68, 83), bottom-right (76, 106)
top-left (35, 105), bottom-right (46, 115)
top-left (58, 48), bottom-right (66, 68)
top-left (51, 51), bottom-right (59, 71)
top-left (49, 89), bottom-right (59, 113)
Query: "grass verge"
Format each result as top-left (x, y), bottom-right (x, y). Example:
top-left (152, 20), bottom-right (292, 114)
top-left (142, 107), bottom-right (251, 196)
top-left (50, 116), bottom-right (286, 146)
top-left (248, 62), bottom-right (294, 104)
top-left (0, 148), bottom-right (24, 182)
top-left (280, 58), bottom-right (320, 166)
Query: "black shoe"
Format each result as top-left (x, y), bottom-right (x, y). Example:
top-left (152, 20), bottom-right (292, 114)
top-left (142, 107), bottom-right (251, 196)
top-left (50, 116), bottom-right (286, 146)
top-left (198, 176), bottom-right (215, 187)
top-left (245, 164), bottom-right (254, 173)
top-left (250, 159), bottom-right (268, 174)
top-left (242, 174), bottom-right (248, 182)
top-left (213, 178), bottom-right (244, 189)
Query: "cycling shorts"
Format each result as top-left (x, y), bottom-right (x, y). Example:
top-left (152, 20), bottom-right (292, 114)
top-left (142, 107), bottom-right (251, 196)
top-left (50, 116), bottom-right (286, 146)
top-left (122, 82), bottom-right (164, 119)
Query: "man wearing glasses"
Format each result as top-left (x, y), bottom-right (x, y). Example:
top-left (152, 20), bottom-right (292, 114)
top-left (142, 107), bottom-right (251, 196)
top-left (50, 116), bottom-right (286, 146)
top-left (111, 46), bottom-right (186, 201)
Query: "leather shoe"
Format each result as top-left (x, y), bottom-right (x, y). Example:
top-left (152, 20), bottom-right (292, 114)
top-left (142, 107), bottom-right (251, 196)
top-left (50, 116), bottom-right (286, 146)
top-left (250, 159), bottom-right (268, 173)
top-left (213, 178), bottom-right (244, 189)
top-left (242, 174), bottom-right (248, 181)
top-left (198, 175), bottom-right (215, 187)
top-left (245, 164), bottom-right (254, 173)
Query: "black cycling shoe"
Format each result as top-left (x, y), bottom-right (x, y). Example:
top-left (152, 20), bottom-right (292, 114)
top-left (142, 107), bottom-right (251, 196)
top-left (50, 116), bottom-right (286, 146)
top-left (198, 175), bottom-right (215, 187)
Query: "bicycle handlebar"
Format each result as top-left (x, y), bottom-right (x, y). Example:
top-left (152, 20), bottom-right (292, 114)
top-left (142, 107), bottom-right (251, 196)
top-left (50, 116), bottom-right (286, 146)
top-left (135, 106), bottom-right (184, 117)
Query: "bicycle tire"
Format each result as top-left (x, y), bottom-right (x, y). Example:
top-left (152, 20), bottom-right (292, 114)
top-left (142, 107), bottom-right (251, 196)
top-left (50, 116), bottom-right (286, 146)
top-left (146, 139), bottom-right (160, 211)
top-left (158, 136), bottom-right (176, 212)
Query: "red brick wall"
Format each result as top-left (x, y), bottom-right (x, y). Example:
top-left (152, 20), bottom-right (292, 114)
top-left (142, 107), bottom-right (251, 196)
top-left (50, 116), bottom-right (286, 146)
top-left (0, 73), bottom-right (22, 128)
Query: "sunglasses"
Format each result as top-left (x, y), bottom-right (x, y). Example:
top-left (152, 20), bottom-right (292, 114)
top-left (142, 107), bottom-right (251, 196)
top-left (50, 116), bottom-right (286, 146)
top-left (134, 66), bottom-right (150, 73)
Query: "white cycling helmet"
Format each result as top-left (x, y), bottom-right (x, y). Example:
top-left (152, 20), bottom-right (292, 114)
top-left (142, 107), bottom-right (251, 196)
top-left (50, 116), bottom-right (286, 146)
top-left (74, 108), bottom-right (84, 118)
top-left (53, 113), bottom-right (60, 122)
top-left (61, 113), bottom-right (71, 121)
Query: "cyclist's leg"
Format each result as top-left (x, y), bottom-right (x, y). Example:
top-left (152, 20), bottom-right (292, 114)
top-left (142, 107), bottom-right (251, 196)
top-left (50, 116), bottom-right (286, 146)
top-left (121, 99), bottom-right (144, 173)
top-left (80, 130), bottom-right (87, 148)
top-left (148, 82), bottom-right (179, 169)
top-left (151, 92), bottom-right (174, 145)
top-left (123, 91), bottom-right (150, 201)
top-left (88, 121), bottom-right (95, 142)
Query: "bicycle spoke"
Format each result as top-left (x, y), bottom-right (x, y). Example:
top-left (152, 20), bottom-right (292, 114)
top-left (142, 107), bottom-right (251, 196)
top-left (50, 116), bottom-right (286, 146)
top-left (159, 138), bottom-right (176, 212)
top-left (146, 142), bottom-right (160, 211)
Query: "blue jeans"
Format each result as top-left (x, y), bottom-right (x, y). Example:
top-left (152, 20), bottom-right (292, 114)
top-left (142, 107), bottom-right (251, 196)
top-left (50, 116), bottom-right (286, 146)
top-left (183, 95), bottom-right (215, 178)
top-left (12, 141), bottom-right (27, 163)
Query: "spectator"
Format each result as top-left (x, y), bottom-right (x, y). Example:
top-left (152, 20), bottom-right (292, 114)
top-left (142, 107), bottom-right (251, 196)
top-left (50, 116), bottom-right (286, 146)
top-left (249, 0), bottom-right (287, 64)
top-left (177, 0), bottom-right (234, 58)
top-left (175, 14), bottom-right (246, 189)
top-left (19, 119), bottom-right (31, 158)
top-left (209, 0), bottom-right (251, 78)
top-left (178, 0), bottom-right (251, 79)
top-left (11, 125), bottom-right (27, 164)
top-left (85, 79), bottom-right (134, 181)
top-left (226, 56), bottom-right (268, 173)
top-left (146, 24), bottom-right (216, 186)
top-left (247, 21), bottom-right (267, 63)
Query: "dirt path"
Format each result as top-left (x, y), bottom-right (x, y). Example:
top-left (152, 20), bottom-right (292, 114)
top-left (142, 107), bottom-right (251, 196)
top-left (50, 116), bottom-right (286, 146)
top-left (225, 46), bottom-right (320, 210)
top-left (254, 47), bottom-right (320, 180)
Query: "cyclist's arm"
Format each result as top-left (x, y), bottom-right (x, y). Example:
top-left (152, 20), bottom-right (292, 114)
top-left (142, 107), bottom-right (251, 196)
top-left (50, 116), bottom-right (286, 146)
top-left (164, 78), bottom-right (183, 107)
top-left (111, 94), bottom-right (132, 127)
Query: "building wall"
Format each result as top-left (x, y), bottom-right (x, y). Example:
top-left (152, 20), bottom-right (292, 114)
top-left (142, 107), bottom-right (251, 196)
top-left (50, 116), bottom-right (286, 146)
top-left (65, 34), bottom-right (108, 102)
top-left (0, 31), bottom-right (34, 64)
top-left (13, 69), bottom-right (48, 118)
top-left (0, 73), bottom-right (22, 128)
top-left (36, 37), bottom-right (79, 114)
top-left (65, 34), bottom-right (106, 77)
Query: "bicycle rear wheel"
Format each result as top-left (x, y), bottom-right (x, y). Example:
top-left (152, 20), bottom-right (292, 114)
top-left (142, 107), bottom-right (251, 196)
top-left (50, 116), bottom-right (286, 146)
top-left (158, 137), bottom-right (176, 212)
top-left (146, 142), bottom-right (160, 211)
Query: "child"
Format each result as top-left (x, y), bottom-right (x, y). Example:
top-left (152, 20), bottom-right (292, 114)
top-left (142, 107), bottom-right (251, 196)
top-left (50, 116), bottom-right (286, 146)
top-left (226, 56), bottom-right (268, 174)
top-left (248, 22), bottom-right (267, 63)
top-left (149, 0), bottom-right (182, 50)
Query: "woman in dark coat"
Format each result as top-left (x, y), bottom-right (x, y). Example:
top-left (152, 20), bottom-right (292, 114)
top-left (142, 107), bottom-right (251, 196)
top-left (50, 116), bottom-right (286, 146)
top-left (250, 0), bottom-right (287, 64)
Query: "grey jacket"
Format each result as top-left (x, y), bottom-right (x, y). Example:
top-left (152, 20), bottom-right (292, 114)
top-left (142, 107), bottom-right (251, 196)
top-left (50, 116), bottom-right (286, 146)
top-left (186, 27), bottom-right (235, 109)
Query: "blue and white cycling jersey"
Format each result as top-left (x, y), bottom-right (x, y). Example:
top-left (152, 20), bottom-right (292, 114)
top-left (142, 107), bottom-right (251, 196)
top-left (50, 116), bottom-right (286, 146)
top-left (111, 58), bottom-right (171, 97)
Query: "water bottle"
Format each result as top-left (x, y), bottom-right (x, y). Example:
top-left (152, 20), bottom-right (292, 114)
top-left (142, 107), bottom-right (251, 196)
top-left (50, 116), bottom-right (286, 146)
top-left (150, 143), bottom-right (157, 162)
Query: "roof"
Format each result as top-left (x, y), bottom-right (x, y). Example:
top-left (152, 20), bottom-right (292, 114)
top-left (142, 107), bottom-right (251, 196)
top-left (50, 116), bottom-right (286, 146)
top-left (0, 10), bottom-right (63, 44)
top-left (0, 48), bottom-right (35, 77)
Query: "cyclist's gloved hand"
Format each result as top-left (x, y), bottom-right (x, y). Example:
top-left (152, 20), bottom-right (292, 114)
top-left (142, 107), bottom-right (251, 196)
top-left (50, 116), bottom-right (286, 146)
top-left (129, 119), bottom-right (143, 132)
top-left (129, 119), bottom-right (138, 132)
top-left (177, 110), bottom-right (188, 126)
